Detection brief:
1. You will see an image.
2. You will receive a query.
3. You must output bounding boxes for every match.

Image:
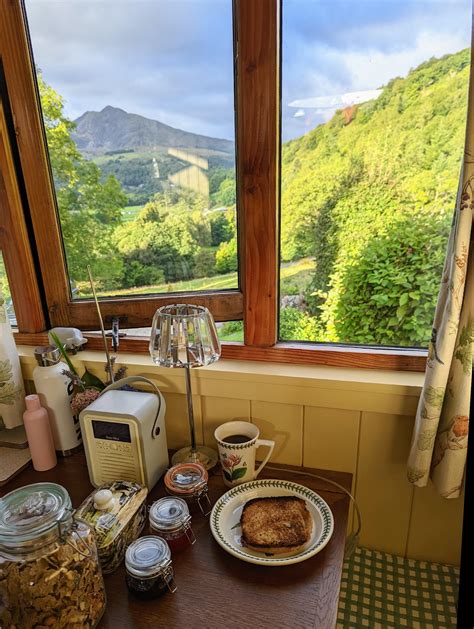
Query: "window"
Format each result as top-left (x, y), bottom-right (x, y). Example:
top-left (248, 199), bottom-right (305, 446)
top-left (0, 253), bottom-right (15, 327)
top-left (2, 0), bottom-right (468, 370)
top-left (25, 0), bottom-right (238, 305)
top-left (280, 0), bottom-right (471, 348)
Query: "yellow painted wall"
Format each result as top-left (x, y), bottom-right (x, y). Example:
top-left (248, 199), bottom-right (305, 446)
top-left (19, 349), bottom-right (464, 566)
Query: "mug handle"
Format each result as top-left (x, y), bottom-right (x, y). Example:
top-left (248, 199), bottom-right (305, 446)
top-left (254, 439), bottom-right (275, 478)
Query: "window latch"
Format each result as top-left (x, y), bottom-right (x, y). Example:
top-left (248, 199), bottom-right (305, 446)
top-left (105, 316), bottom-right (126, 352)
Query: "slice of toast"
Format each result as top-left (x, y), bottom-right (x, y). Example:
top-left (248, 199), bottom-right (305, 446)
top-left (240, 496), bottom-right (312, 555)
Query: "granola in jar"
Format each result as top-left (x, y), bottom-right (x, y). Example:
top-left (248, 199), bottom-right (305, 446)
top-left (0, 483), bottom-right (106, 629)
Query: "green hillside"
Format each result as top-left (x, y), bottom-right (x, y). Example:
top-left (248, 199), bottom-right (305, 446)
top-left (280, 49), bottom-right (470, 347)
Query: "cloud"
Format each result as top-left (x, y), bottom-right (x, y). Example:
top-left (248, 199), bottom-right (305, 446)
top-left (25, 0), bottom-right (236, 139)
top-left (25, 0), bottom-right (471, 143)
top-left (282, 0), bottom-right (471, 140)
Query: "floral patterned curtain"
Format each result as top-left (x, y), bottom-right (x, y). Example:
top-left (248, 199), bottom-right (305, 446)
top-left (407, 61), bottom-right (474, 498)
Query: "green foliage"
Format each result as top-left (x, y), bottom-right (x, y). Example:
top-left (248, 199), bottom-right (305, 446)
top-left (210, 168), bottom-right (236, 207)
top-left (280, 48), bottom-right (469, 347)
top-left (210, 212), bottom-right (234, 246)
top-left (213, 178), bottom-right (236, 207)
top-left (193, 249), bottom-right (217, 278)
top-left (113, 193), bottom-right (212, 283)
top-left (215, 236), bottom-right (238, 273)
top-left (279, 307), bottom-right (321, 342)
top-left (320, 209), bottom-right (450, 346)
top-left (38, 74), bottom-right (126, 287)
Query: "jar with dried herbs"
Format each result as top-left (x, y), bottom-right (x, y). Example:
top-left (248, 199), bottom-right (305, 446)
top-left (0, 482), bottom-right (106, 629)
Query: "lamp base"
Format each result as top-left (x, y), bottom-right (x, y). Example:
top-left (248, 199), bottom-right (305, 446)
top-left (171, 445), bottom-right (218, 470)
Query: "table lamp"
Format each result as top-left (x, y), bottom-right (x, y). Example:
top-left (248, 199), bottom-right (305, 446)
top-left (149, 304), bottom-right (221, 469)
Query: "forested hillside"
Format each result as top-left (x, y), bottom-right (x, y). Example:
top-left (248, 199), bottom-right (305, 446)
top-left (279, 48), bottom-right (470, 347)
top-left (9, 49), bottom-right (466, 347)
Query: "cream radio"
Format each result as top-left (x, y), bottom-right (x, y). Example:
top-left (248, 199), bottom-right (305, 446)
top-left (79, 376), bottom-right (168, 490)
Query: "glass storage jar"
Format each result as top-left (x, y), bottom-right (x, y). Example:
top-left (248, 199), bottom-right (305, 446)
top-left (0, 482), bottom-right (106, 629)
top-left (149, 497), bottom-right (196, 552)
top-left (125, 536), bottom-right (177, 600)
top-left (164, 463), bottom-right (212, 515)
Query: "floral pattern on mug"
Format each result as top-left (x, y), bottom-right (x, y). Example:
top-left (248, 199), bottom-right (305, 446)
top-left (221, 452), bottom-right (247, 483)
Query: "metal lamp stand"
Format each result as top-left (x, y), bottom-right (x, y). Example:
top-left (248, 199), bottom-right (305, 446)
top-left (170, 364), bottom-right (218, 470)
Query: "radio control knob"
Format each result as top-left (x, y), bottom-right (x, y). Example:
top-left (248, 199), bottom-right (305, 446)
top-left (93, 489), bottom-right (115, 511)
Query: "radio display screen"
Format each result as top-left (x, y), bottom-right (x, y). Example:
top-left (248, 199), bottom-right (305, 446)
top-left (92, 420), bottom-right (131, 443)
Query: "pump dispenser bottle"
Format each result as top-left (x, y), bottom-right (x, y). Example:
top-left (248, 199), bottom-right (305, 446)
top-left (32, 346), bottom-right (82, 455)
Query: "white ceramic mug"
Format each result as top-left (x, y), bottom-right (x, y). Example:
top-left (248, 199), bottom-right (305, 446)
top-left (214, 421), bottom-right (275, 487)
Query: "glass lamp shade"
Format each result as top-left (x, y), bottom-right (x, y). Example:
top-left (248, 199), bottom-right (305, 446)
top-left (149, 304), bottom-right (221, 368)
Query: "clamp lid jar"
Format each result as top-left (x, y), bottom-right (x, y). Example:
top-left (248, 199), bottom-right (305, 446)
top-left (0, 482), bottom-right (106, 628)
top-left (164, 463), bottom-right (211, 515)
top-left (149, 497), bottom-right (195, 551)
top-left (125, 536), bottom-right (176, 600)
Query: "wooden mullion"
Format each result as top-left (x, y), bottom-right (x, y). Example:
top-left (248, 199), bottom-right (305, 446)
top-left (0, 101), bottom-right (46, 332)
top-left (0, 2), bottom-right (71, 324)
top-left (236, 0), bottom-right (279, 347)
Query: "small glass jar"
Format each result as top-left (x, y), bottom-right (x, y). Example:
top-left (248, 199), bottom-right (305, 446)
top-left (164, 463), bottom-right (212, 515)
top-left (0, 482), bottom-right (106, 629)
top-left (149, 497), bottom-right (196, 552)
top-left (125, 536), bottom-right (177, 600)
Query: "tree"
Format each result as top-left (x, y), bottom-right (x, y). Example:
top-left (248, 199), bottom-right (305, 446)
top-left (215, 237), bottom-right (237, 273)
top-left (38, 74), bottom-right (126, 288)
top-left (320, 209), bottom-right (450, 346)
top-left (113, 195), bottom-right (213, 283)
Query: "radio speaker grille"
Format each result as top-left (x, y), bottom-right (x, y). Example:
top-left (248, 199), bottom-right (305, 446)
top-left (96, 451), bottom-right (142, 484)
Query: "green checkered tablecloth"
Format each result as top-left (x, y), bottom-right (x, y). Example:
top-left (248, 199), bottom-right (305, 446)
top-left (337, 547), bottom-right (459, 628)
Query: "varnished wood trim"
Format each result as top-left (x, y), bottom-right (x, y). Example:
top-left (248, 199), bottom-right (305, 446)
top-left (14, 332), bottom-right (426, 372)
top-left (221, 342), bottom-right (427, 372)
top-left (0, 2), bottom-right (71, 324)
top-left (66, 290), bottom-right (243, 329)
top-left (236, 0), bottom-right (279, 347)
top-left (0, 100), bottom-right (46, 332)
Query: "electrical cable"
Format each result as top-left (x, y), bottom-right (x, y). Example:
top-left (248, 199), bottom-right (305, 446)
top-left (266, 465), bottom-right (362, 558)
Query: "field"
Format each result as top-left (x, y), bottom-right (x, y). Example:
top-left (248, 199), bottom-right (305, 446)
top-left (121, 205), bottom-right (145, 222)
top-left (78, 257), bottom-right (315, 299)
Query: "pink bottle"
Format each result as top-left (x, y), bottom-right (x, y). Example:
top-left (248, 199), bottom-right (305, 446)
top-left (23, 394), bottom-right (57, 471)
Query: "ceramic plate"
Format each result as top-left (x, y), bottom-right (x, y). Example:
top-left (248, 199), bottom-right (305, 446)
top-left (210, 479), bottom-right (334, 566)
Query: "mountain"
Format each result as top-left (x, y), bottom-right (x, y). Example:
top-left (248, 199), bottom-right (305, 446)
top-left (72, 106), bottom-right (234, 154)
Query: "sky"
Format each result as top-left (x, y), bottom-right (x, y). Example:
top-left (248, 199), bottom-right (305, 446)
top-left (25, 0), bottom-right (472, 143)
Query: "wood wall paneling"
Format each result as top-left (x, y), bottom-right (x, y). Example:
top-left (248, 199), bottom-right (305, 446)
top-left (251, 400), bottom-right (303, 466)
top-left (304, 407), bottom-right (361, 533)
top-left (161, 392), bottom-right (203, 451)
top-left (201, 396), bottom-right (250, 447)
top-left (356, 412), bottom-right (415, 556)
top-left (407, 484), bottom-right (464, 565)
top-left (303, 407), bottom-right (360, 475)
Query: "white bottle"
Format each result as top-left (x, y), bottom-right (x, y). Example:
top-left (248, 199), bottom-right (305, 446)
top-left (32, 345), bottom-right (82, 456)
top-left (0, 288), bottom-right (25, 429)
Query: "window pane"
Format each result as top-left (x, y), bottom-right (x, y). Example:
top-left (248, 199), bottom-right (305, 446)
top-left (280, 0), bottom-right (470, 348)
top-left (25, 0), bottom-right (237, 299)
top-left (0, 253), bottom-right (16, 328)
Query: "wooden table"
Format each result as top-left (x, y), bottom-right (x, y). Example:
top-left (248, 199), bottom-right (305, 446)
top-left (0, 454), bottom-right (351, 629)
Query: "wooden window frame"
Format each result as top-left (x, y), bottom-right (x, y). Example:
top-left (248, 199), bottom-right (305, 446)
top-left (0, 0), bottom-right (427, 372)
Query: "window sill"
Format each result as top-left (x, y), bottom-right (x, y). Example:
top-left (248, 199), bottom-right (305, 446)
top-left (14, 332), bottom-right (427, 372)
